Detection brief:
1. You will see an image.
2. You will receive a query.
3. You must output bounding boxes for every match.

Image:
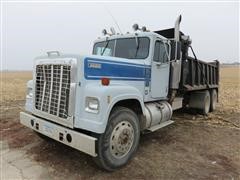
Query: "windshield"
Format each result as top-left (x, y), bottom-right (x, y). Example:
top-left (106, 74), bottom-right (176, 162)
top-left (93, 37), bottom-right (150, 59)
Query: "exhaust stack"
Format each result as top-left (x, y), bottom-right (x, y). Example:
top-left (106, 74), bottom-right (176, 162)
top-left (174, 15), bottom-right (182, 41)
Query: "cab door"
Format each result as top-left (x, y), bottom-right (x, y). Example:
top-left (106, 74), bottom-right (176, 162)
top-left (151, 40), bottom-right (170, 98)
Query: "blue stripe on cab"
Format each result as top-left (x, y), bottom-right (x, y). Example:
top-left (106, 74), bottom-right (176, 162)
top-left (84, 57), bottom-right (150, 81)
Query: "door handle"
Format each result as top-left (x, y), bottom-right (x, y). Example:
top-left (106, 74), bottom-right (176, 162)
top-left (155, 62), bottom-right (161, 66)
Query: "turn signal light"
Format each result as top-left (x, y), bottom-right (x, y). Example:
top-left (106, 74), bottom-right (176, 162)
top-left (101, 78), bottom-right (110, 86)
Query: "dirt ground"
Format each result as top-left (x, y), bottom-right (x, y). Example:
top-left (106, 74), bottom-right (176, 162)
top-left (1, 67), bottom-right (240, 179)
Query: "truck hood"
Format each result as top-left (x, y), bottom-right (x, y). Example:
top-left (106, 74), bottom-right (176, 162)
top-left (83, 55), bottom-right (148, 81)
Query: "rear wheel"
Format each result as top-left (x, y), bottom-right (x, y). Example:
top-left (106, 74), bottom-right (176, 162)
top-left (200, 91), bottom-right (211, 115)
top-left (93, 106), bottom-right (140, 171)
top-left (189, 90), bottom-right (211, 115)
top-left (210, 89), bottom-right (217, 112)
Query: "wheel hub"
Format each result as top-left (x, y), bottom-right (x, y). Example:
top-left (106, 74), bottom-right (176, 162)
top-left (110, 121), bottom-right (134, 158)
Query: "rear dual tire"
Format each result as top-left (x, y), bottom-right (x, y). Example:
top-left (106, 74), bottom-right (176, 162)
top-left (200, 91), bottom-right (211, 115)
top-left (210, 89), bottom-right (217, 112)
top-left (189, 89), bottom-right (217, 115)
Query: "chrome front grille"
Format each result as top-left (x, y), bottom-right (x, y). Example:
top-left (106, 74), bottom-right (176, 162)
top-left (35, 64), bottom-right (71, 119)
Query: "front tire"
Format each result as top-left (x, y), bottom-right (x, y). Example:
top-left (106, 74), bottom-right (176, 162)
top-left (93, 106), bottom-right (140, 171)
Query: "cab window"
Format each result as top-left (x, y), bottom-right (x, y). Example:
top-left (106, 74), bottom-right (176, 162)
top-left (93, 37), bottom-right (150, 59)
top-left (153, 41), bottom-right (169, 63)
top-left (115, 37), bottom-right (150, 59)
top-left (93, 40), bottom-right (115, 57)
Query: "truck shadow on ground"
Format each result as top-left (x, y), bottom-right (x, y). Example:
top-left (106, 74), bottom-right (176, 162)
top-left (25, 122), bottom-right (178, 178)
top-left (2, 105), bottom-right (235, 179)
top-left (3, 107), bottom-right (239, 179)
top-left (23, 109), bottom-right (215, 178)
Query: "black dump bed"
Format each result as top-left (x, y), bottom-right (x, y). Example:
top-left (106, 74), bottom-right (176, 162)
top-left (155, 28), bottom-right (220, 92)
top-left (180, 57), bottom-right (219, 91)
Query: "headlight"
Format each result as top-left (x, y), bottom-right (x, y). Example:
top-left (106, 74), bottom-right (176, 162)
top-left (85, 97), bottom-right (99, 113)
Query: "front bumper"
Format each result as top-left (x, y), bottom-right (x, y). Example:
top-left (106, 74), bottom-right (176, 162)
top-left (20, 112), bottom-right (97, 157)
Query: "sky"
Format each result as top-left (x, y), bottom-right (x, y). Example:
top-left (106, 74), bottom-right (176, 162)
top-left (1, 1), bottom-right (239, 70)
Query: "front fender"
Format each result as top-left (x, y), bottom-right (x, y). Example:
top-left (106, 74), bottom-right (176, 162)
top-left (25, 80), bottom-right (33, 113)
top-left (74, 83), bottom-right (145, 134)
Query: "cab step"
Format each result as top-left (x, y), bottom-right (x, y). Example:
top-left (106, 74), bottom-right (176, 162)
top-left (147, 120), bottom-right (174, 132)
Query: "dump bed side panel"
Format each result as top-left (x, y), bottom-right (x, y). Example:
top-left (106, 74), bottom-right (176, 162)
top-left (180, 57), bottom-right (220, 91)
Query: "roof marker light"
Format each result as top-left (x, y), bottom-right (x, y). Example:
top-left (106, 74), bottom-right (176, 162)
top-left (110, 27), bottom-right (116, 35)
top-left (142, 26), bottom-right (147, 32)
top-left (132, 24), bottom-right (139, 31)
top-left (102, 29), bottom-right (107, 36)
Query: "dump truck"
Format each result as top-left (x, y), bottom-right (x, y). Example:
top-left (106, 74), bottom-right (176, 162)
top-left (20, 16), bottom-right (219, 171)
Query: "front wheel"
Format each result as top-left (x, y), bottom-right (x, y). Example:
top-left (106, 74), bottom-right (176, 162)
top-left (93, 107), bottom-right (140, 171)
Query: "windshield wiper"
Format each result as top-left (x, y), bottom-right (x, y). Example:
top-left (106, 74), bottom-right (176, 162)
top-left (101, 40), bottom-right (110, 56)
top-left (134, 36), bottom-right (139, 58)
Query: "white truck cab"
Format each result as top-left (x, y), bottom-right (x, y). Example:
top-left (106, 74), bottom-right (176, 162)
top-left (20, 16), bottom-right (219, 171)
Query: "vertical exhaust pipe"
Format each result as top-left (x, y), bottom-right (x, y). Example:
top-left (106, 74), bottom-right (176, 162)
top-left (169, 15), bottom-right (182, 97)
top-left (173, 15), bottom-right (182, 60)
top-left (174, 15), bottom-right (182, 41)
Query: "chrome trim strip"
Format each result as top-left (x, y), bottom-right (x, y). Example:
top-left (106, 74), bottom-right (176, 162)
top-left (68, 82), bottom-right (76, 116)
top-left (48, 65), bottom-right (54, 113)
top-left (41, 65), bottom-right (46, 111)
top-left (67, 59), bottom-right (77, 117)
top-left (57, 65), bottom-right (63, 116)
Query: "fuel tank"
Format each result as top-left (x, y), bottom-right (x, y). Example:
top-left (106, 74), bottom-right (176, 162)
top-left (144, 101), bottom-right (172, 129)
